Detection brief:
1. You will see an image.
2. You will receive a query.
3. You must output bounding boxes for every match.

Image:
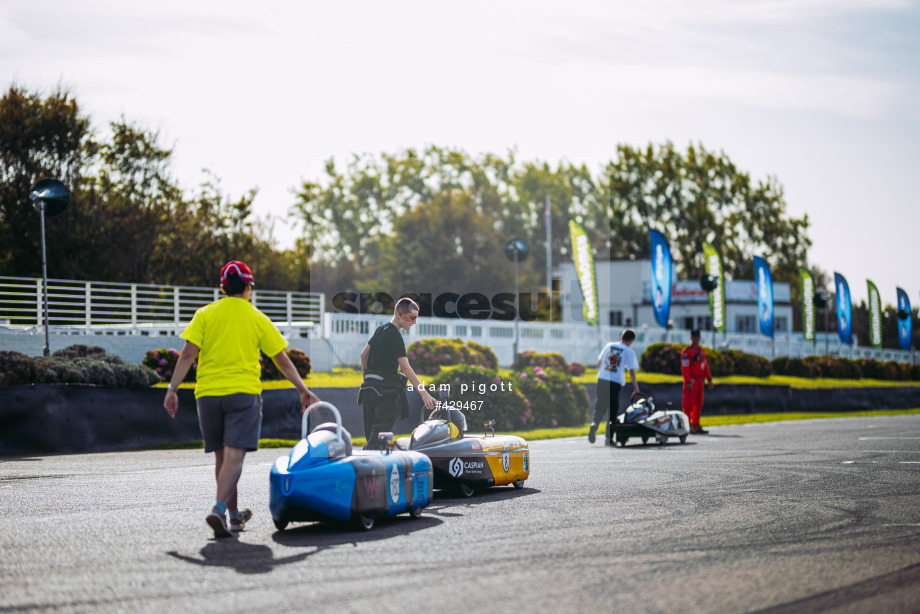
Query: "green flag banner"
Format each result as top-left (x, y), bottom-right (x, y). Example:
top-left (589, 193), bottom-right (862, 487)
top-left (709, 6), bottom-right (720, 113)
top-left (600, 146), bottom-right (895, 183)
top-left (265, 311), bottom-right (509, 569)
top-left (703, 242), bottom-right (725, 333)
top-left (568, 220), bottom-right (599, 326)
top-left (799, 267), bottom-right (815, 342)
top-left (867, 279), bottom-right (882, 348)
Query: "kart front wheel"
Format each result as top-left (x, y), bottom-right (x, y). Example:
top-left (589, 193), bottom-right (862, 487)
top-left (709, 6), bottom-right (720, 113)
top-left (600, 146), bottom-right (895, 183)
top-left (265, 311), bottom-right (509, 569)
top-left (512, 480), bottom-right (525, 489)
top-left (356, 514), bottom-right (375, 530)
top-left (641, 436), bottom-right (649, 445)
top-left (679, 435), bottom-right (687, 444)
top-left (273, 519), bottom-right (288, 532)
top-left (409, 506), bottom-right (423, 519)
top-left (459, 483), bottom-right (475, 498)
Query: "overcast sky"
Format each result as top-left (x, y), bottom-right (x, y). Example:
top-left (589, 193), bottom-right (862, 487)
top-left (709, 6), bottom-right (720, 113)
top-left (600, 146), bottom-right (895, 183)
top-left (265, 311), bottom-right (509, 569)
top-left (3, 0), bottom-right (918, 306)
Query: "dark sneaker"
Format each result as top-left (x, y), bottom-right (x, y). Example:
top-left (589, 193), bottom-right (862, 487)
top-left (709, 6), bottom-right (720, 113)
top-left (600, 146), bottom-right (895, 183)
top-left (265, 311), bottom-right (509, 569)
top-left (588, 424), bottom-right (598, 444)
top-left (207, 512), bottom-right (234, 538)
top-left (229, 508), bottom-right (253, 532)
top-left (690, 426), bottom-right (710, 435)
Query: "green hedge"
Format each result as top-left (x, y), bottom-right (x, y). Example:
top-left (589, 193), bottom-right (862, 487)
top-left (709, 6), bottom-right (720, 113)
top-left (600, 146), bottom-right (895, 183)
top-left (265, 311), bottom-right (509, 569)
top-left (771, 356), bottom-right (919, 381)
top-left (641, 342), bottom-right (919, 381)
top-left (407, 338), bottom-right (498, 376)
top-left (0, 345), bottom-right (159, 387)
top-left (640, 342), bottom-right (769, 377)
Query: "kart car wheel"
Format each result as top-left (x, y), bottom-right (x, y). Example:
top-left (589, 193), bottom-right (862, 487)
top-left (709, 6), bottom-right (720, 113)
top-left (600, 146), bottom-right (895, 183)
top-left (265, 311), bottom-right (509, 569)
top-left (459, 482), bottom-right (475, 498)
top-left (641, 436), bottom-right (649, 445)
top-left (409, 506), bottom-right (423, 519)
top-left (273, 519), bottom-right (288, 531)
top-left (512, 480), bottom-right (525, 489)
top-left (356, 514), bottom-right (375, 531)
top-left (618, 439), bottom-right (627, 447)
top-left (679, 435), bottom-right (687, 444)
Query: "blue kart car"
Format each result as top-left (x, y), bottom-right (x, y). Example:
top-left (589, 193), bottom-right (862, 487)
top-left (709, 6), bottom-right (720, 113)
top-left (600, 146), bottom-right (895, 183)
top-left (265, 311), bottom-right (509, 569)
top-left (270, 402), bottom-right (433, 531)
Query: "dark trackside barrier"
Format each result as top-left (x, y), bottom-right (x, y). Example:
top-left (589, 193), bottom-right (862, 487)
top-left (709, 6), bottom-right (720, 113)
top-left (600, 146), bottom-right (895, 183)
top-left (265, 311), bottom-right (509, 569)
top-left (3, 383), bottom-right (919, 456)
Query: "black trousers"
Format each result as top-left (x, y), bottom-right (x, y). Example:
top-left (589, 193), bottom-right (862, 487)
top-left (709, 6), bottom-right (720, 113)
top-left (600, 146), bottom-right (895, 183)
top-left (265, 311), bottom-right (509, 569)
top-left (593, 379), bottom-right (622, 425)
top-left (363, 392), bottom-right (399, 450)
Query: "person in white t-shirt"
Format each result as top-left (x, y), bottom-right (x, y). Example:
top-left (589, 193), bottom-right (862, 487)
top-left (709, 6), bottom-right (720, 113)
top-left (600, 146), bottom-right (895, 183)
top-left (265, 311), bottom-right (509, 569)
top-left (589, 328), bottom-right (641, 445)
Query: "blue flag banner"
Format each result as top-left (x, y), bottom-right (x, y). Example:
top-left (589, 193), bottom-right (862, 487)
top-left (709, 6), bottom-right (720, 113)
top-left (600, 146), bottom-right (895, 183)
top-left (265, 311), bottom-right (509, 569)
top-left (897, 287), bottom-right (912, 351)
top-left (753, 256), bottom-right (773, 338)
top-left (834, 272), bottom-right (852, 346)
top-left (649, 229), bottom-right (672, 328)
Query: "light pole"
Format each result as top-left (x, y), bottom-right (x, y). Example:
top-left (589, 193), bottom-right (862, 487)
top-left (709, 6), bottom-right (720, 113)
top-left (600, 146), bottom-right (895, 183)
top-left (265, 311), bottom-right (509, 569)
top-left (700, 273), bottom-right (719, 348)
top-left (29, 179), bottom-right (70, 357)
top-left (505, 238), bottom-right (529, 368)
top-left (814, 291), bottom-right (830, 356)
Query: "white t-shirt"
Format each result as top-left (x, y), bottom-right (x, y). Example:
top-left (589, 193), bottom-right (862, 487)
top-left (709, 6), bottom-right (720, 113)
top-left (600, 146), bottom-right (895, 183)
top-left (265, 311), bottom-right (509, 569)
top-left (596, 342), bottom-right (639, 385)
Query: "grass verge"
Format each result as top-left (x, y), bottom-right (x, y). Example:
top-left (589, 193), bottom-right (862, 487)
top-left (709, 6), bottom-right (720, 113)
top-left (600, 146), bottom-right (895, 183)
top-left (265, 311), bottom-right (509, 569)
top-left (138, 408), bottom-right (920, 451)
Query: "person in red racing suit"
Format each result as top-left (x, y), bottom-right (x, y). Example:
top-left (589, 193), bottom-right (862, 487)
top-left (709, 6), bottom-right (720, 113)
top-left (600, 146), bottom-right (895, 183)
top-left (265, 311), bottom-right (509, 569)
top-left (681, 329), bottom-right (714, 434)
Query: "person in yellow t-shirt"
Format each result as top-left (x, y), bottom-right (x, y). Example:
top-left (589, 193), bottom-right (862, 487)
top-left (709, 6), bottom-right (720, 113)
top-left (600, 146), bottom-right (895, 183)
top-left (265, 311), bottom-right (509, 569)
top-left (163, 261), bottom-right (319, 538)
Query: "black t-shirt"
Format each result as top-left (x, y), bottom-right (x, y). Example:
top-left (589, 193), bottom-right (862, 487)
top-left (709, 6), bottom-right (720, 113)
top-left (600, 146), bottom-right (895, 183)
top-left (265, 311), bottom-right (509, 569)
top-left (366, 323), bottom-right (406, 374)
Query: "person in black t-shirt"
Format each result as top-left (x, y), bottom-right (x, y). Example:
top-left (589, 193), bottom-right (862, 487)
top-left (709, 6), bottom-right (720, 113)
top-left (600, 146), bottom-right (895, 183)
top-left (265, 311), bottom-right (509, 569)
top-left (358, 297), bottom-right (436, 449)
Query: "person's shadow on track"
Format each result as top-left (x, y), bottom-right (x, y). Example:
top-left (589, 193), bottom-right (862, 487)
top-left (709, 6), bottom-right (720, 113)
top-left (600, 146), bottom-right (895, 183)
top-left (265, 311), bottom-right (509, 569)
top-left (167, 540), bottom-right (314, 574)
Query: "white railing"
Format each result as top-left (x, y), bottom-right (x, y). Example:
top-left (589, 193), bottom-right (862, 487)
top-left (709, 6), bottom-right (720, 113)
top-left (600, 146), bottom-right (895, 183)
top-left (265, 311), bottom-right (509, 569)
top-left (0, 276), bottom-right (324, 337)
top-left (323, 313), bottom-right (918, 369)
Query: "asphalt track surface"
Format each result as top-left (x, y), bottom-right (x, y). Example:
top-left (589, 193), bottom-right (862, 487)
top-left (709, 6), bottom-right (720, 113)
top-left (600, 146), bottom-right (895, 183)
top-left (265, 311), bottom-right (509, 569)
top-left (2, 415), bottom-right (920, 614)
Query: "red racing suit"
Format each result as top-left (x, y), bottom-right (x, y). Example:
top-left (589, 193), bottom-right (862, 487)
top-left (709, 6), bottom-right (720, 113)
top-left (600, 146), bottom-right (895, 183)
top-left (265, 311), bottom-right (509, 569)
top-left (681, 344), bottom-right (712, 427)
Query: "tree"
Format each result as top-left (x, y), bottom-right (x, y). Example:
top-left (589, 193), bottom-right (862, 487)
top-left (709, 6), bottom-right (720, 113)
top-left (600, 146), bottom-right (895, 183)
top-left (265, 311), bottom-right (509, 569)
top-left (0, 85), bottom-right (296, 290)
top-left (371, 190), bottom-right (532, 299)
top-left (0, 85), bottom-right (92, 277)
top-left (608, 142), bottom-right (811, 283)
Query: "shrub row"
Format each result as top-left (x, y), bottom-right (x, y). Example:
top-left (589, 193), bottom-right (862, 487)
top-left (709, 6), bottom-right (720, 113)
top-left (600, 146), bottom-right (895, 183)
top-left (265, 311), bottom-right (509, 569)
top-left (0, 345), bottom-right (159, 388)
top-left (517, 350), bottom-right (587, 378)
top-left (640, 343), bottom-right (771, 377)
top-left (772, 356), bottom-right (920, 381)
top-left (407, 338), bottom-right (498, 375)
top-left (142, 347), bottom-right (311, 383)
top-left (641, 342), bottom-right (920, 381)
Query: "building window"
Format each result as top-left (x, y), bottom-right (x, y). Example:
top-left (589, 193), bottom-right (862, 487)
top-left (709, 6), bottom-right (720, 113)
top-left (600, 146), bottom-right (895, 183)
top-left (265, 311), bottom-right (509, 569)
top-left (774, 317), bottom-right (788, 333)
top-left (609, 310), bottom-right (623, 326)
top-left (736, 315), bottom-right (756, 333)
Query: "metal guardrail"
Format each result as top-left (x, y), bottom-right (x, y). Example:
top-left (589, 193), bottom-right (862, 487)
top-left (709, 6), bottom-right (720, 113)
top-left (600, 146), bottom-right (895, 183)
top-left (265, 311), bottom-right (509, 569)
top-left (0, 276), bottom-right (325, 335)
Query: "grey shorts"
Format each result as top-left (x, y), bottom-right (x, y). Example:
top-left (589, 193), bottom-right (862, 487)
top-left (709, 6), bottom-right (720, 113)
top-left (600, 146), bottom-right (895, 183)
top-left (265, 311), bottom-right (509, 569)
top-left (196, 393), bottom-right (263, 453)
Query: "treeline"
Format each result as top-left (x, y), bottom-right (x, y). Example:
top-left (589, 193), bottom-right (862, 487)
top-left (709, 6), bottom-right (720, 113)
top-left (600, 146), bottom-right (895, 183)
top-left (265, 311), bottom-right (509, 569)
top-left (5, 84), bottom-right (913, 350)
top-left (0, 86), bottom-right (309, 290)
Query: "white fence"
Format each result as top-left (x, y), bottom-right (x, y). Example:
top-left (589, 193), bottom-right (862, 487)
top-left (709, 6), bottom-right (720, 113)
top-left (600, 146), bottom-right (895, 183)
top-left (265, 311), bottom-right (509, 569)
top-left (2, 275), bottom-right (915, 369)
top-left (0, 276), bottom-right (324, 338)
top-left (323, 313), bottom-right (918, 368)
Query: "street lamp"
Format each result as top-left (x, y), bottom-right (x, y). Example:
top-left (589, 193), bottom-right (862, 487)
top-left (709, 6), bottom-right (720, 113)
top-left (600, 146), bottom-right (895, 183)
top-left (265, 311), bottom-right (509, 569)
top-left (813, 291), bottom-right (830, 356)
top-left (29, 178), bottom-right (70, 357)
top-left (700, 273), bottom-right (718, 348)
top-left (504, 238), bottom-right (529, 367)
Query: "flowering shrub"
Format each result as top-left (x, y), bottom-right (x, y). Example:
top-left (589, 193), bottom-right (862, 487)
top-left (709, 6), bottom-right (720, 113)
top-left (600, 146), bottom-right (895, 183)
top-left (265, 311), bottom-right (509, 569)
top-left (407, 338), bottom-right (498, 375)
top-left (513, 366), bottom-right (588, 427)
top-left (568, 362), bottom-right (587, 377)
top-left (143, 347), bottom-right (311, 382)
top-left (430, 364), bottom-right (534, 431)
top-left (143, 348), bottom-right (194, 383)
top-left (259, 349), bottom-right (312, 380)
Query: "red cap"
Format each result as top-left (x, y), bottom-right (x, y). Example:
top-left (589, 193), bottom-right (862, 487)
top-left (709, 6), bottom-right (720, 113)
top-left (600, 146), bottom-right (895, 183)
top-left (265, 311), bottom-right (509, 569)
top-left (220, 261), bottom-right (254, 285)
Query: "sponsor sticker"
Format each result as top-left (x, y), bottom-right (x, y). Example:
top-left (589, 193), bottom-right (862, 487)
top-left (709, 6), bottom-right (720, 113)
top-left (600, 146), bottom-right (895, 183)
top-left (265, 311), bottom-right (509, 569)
top-left (363, 476), bottom-right (381, 499)
top-left (502, 442), bottom-right (510, 473)
top-left (389, 465), bottom-right (400, 504)
top-left (523, 452), bottom-right (529, 472)
top-left (449, 457), bottom-right (464, 478)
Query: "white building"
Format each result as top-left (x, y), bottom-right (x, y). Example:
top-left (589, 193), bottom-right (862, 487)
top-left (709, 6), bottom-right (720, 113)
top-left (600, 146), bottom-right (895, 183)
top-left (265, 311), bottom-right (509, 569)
top-left (556, 259), bottom-right (794, 334)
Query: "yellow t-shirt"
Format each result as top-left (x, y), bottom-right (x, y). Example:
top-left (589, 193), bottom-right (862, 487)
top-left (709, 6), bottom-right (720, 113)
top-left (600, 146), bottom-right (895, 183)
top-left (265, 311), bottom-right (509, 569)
top-left (181, 297), bottom-right (288, 398)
